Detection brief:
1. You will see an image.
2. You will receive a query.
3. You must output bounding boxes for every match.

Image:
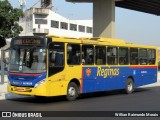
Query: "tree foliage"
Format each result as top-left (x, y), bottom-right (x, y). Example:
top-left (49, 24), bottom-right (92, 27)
top-left (0, 0), bottom-right (23, 39)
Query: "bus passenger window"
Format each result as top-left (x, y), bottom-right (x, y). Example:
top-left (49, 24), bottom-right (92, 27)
top-left (140, 58), bottom-right (147, 65)
top-left (82, 45), bottom-right (94, 65)
top-left (139, 49), bottom-right (147, 65)
top-left (130, 48), bottom-right (138, 65)
top-left (107, 47), bottom-right (118, 65)
top-left (148, 49), bottom-right (156, 65)
top-left (95, 46), bottom-right (106, 65)
top-left (119, 47), bottom-right (128, 65)
top-left (67, 44), bottom-right (80, 65)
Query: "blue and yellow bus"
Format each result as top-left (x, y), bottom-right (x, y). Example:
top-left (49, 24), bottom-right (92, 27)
top-left (6, 36), bottom-right (158, 101)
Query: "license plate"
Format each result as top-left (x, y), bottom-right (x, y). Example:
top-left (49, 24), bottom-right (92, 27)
top-left (17, 88), bottom-right (25, 92)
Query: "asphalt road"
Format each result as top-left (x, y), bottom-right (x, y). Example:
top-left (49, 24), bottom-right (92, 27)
top-left (0, 87), bottom-right (160, 119)
top-left (0, 86), bottom-right (160, 111)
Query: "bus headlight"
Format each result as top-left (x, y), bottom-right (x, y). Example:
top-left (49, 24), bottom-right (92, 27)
top-left (34, 79), bottom-right (46, 88)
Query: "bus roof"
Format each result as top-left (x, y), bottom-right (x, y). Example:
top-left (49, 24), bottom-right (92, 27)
top-left (47, 35), bottom-right (157, 49)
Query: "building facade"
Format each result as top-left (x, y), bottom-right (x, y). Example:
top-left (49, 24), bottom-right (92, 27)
top-left (19, 8), bottom-right (93, 38)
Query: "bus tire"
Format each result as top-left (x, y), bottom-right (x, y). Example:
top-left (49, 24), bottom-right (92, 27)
top-left (125, 78), bottom-right (134, 94)
top-left (66, 82), bottom-right (79, 101)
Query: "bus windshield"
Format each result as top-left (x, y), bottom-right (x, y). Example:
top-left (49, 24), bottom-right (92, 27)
top-left (9, 47), bottom-right (46, 73)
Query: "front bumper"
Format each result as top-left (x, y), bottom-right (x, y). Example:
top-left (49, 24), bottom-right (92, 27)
top-left (7, 83), bottom-right (48, 96)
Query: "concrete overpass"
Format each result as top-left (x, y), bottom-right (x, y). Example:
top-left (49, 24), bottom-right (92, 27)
top-left (66, 0), bottom-right (160, 38)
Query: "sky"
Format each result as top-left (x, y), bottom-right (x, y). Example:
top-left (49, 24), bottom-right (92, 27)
top-left (8, 0), bottom-right (160, 46)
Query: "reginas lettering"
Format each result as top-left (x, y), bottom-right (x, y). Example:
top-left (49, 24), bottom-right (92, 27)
top-left (97, 67), bottom-right (119, 78)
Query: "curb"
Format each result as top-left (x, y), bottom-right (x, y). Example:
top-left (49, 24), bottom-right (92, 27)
top-left (0, 93), bottom-right (5, 100)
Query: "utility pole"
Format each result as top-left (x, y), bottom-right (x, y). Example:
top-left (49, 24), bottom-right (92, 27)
top-left (19, 0), bottom-right (26, 11)
top-left (0, 50), bottom-right (5, 84)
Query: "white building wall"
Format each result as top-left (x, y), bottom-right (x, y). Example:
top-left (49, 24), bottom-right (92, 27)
top-left (19, 8), bottom-right (93, 38)
top-left (19, 9), bottom-right (34, 36)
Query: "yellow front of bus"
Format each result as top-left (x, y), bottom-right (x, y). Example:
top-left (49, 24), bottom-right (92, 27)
top-left (7, 36), bottom-right (68, 97)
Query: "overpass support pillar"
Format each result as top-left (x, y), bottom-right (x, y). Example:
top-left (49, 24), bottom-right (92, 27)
top-left (93, 0), bottom-right (115, 38)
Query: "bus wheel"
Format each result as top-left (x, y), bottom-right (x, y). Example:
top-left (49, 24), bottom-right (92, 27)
top-left (125, 78), bottom-right (134, 94)
top-left (66, 82), bottom-right (78, 101)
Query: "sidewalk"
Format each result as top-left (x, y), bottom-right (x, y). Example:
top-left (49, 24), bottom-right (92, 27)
top-left (0, 75), bottom-right (30, 100)
top-left (0, 73), bottom-right (160, 100)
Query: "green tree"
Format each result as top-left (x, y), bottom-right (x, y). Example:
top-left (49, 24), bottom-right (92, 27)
top-left (0, 0), bottom-right (23, 48)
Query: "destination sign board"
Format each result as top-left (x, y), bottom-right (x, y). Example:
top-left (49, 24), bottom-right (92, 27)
top-left (10, 37), bottom-right (52, 47)
top-left (14, 39), bottom-right (42, 45)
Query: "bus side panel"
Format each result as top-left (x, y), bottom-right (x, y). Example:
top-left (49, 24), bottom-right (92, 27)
top-left (47, 71), bottom-right (68, 96)
top-left (82, 67), bottom-right (97, 93)
top-left (130, 66), bottom-right (157, 87)
top-left (82, 67), bottom-right (126, 93)
top-left (143, 67), bottom-right (157, 85)
top-left (82, 66), bottom-right (157, 93)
